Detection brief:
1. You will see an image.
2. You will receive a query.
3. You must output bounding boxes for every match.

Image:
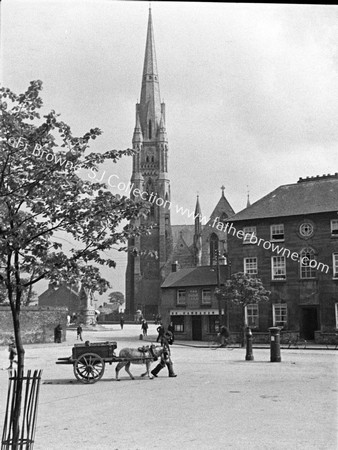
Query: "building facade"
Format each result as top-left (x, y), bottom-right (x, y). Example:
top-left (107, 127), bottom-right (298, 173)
top-left (227, 174), bottom-right (338, 342)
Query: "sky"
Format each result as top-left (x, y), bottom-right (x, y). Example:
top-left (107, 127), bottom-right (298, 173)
top-left (1, 0), bottom-right (338, 302)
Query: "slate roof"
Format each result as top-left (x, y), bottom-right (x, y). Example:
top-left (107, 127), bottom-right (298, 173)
top-left (230, 175), bottom-right (338, 222)
top-left (161, 265), bottom-right (229, 288)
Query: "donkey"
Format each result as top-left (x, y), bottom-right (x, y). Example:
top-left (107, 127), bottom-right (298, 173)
top-left (115, 344), bottom-right (163, 381)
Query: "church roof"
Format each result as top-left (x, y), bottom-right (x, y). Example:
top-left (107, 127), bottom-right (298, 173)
top-left (205, 189), bottom-right (235, 225)
top-left (171, 225), bottom-right (195, 248)
top-left (230, 174), bottom-right (338, 222)
top-left (161, 265), bottom-right (229, 288)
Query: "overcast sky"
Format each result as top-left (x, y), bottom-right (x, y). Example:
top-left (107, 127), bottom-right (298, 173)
top-left (1, 0), bottom-right (337, 300)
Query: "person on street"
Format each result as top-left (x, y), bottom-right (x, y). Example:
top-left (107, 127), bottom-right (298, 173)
top-left (77, 324), bottom-right (83, 341)
top-left (7, 336), bottom-right (17, 370)
top-left (156, 323), bottom-right (165, 343)
top-left (120, 316), bottom-right (124, 330)
top-left (151, 331), bottom-right (177, 378)
top-left (167, 321), bottom-right (175, 343)
top-left (220, 325), bottom-right (230, 347)
top-left (54, 324), bottom-right (62, 343)
top-left (141, 319), bottom-right (148, 336)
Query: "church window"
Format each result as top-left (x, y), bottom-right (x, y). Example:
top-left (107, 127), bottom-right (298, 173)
top-left (299, 222), bottom-right (314, 238)
top-left (148, 120), bottom-right (152, 139)
top-left (209, 233), bottom-right (219, 266)
top-left (151, 156), bottom-right (154, 163)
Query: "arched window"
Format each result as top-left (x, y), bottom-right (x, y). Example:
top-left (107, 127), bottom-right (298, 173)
top-left (148, 120), bottom-right (152, 139)
top-left (300, 247), bottom-right (316, 278)
top-left (209, 233), bottom-right (219, 266)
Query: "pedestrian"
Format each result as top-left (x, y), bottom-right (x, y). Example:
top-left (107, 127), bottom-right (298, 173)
top-left (141, 319), bottom-right (148, 336)
top-left (156, 323), bottom-right (165, 343)
top-left (7, 336), bottom-right (17, 370)
top-left (151, 331), bottom-right (177, 378)
top-left (54, 324), bottom-right (62, 343)
top-left (219, 325), bottom-right (230, 347)
top-left (77, 324), bottom-right (83, 341)
top-left (167, 321), bottom-right (175, 343)
top-left (120, 316), bottom-right (124, 330)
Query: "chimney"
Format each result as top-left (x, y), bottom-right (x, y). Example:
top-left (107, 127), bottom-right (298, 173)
top-left (171, 261), bottom-right (179, 272)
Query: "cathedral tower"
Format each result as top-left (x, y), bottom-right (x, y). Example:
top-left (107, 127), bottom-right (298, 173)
top-left (125, 8), bottom-right (172, 316)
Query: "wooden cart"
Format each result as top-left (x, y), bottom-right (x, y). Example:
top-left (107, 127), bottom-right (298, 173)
top-left (56, 341), bottom-right (155, 383)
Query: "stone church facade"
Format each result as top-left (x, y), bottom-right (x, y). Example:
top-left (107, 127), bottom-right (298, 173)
top-left (125, 9), bottom-right (235, 317)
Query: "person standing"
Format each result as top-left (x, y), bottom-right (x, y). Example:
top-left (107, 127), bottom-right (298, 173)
top-left (167, 321), bottom-right (175, 343)
top-left (141, 319), bottom-right (148, 336)
top-left (220, 325), bottom-right (230, 347)
top-left (77, 324), bottom-right (83, 341)
top-left (54, 324), bottom-right (62, 343)
top-left (120, 316), bottom-right (124, 330)
top-left (7, 336), bottom-right (17, 370)
top-left (156, 323), bottom-right (165, 343)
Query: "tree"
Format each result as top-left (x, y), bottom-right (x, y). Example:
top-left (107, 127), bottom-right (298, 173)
top-left (216, 272), bottom-right (270, 345)
top-left (108, 291), bottom-right (125, 306)
top-left (0, 81), bottom-right (151, 444)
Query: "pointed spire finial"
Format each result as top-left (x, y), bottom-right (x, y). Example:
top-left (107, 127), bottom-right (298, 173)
top-left (221, 185), bottom-right (225, 197)
top-left (246, 185), bottom-right (251, 208)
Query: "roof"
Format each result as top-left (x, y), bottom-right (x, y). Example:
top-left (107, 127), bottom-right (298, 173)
top-left (230, 175), bottom-right (338, 222)
top-left (171, 225), bottom-right (195, 248)
top-left (161, 265), bottom-right (229, 288)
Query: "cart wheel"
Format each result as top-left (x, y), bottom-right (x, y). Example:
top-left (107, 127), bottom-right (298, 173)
top-left (73, 353), bottom-right (105, 384)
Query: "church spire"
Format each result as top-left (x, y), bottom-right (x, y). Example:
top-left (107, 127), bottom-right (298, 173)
top-left (139, 7), bottom-right (162, 140)
top-left (194, 195), bottom-right (202, 266)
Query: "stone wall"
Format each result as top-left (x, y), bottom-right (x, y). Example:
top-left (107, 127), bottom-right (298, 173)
top-left (0, 306), bottom-right (68, 345)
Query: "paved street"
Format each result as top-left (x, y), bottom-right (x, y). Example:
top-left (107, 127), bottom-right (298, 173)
top-left (0, 324), bottom-right (337, 450)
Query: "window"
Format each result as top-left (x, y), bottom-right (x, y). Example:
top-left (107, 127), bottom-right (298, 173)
top-left (245, 304), bottom-right (259, 328)
top-left (148, 120), bottom-right (152, 139)
top-left (208, 316), bottom-right (219, 333)
top-left (270, 224), bottom-right (284, 241)
top-left (202, 289), bottom-right (211, 304)
top-left (333, 254), bottom-right (338, 279)
top-left (299, 222), bottom-right (314, 238)
top-left (243, 226), bottom-right (256, 244)
top-left (177, 289), bottom-right (186, 305)
top-left (300, 248), bottom-right (317, 279)
top-left (273, 304), bottom-right (287, 328)
top-left (335, 303), bottom-right (338, 329)
top-left (244, 257), bottom-right (258, 275)
top-left (209, 233), bottom-right (219, 265)
top-left (331, 220), bottom-right (338, 237)
top-left (271, 256), bottom-right (286, 280)
top-left (172, 315), bottom-right (184, 332)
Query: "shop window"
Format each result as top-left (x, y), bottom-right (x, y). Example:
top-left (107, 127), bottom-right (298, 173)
top-left (172, 315), bottom-right (184, 332)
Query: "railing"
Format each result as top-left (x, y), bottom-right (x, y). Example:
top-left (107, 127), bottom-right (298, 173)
top-left (1, 370), bottom-right (42, 450)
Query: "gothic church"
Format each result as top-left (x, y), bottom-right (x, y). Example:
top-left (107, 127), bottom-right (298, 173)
top-left (125, 9), bottom-right (235, 316)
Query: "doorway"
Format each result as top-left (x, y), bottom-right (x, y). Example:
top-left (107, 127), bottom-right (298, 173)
top-left (192, 315), bottom-right (202, 340)
top-left (301, 307), bottom-right (318, 340)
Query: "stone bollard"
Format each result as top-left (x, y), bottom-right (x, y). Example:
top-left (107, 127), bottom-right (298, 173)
top-left (245, 327), bottom-right (254, 361)
top-left (269, 327), bottom-right (281, 362)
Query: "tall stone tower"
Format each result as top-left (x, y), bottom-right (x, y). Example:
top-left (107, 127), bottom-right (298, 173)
top-left (125, 8), bottom-right (172, 317)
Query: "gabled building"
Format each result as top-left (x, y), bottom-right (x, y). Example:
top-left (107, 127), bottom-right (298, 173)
top-left (227, 174), bottom-right (338, 342)
top-left (161, 265), bottom-right (230, 341)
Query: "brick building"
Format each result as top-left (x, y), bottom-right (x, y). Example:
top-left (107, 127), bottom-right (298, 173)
top-left (226, 174), bottom-right (338, 342)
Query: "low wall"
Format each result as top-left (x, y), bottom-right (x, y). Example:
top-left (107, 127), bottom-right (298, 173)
top-left (314, 330), bottom-right (338, 345)
top-left (0, 306), bottom-right (68, 345)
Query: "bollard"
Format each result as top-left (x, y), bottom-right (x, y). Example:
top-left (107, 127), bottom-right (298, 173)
top-left (245, 327), bottom-right (254, 360)
top-left (139, 334), bottom-right (143, 340)
top-left (269, 327), bottom-right (281, 362)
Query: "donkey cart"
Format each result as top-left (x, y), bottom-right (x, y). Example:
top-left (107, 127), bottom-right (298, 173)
top-left (56, 341), bottom-right (159, 384)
